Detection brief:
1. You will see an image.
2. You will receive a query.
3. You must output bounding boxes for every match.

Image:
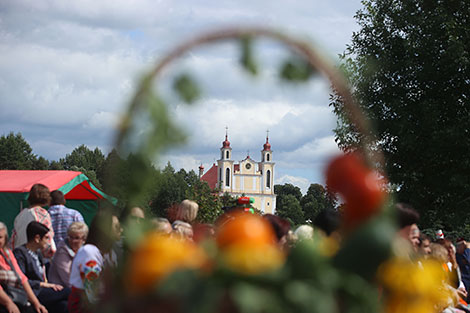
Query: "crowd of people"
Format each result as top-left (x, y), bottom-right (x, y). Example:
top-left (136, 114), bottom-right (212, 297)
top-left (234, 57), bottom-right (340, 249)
top-left (1, 183), bottom-right (470, 313)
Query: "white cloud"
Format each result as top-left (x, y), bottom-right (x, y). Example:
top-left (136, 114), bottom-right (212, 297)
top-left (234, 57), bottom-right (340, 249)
top-left (0, 0), bottom-right (363, 186)
top-left (275, 174), bottom-right (310, 195)
top-left (84, 111), bottom-right (119, 130)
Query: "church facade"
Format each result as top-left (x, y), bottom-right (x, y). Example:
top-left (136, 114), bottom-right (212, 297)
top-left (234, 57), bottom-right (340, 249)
top-left (200, 133), bottom-right (276, 214)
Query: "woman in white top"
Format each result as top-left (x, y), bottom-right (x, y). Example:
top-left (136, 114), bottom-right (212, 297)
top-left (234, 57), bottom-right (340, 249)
top-left (68, 210), bottom-right (117, 313)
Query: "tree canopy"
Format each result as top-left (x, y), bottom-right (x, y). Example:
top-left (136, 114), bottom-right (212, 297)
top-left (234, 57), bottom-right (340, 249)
top-left (330, 0), bottom-right (470, 230)
top-left (0, 132), bottom-right (37, 170)
top-left (274, 183), bottom-right (337, 226)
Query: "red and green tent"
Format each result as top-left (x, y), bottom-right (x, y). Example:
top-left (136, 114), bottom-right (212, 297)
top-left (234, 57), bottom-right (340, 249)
top-left (0, 170), bottom-right (118, 232)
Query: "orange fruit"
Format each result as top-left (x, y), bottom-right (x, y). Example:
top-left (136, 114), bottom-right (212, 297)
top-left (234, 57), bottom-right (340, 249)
top-left (220, 242), bottom-right (285, 274)
top-left (216, 212), bottom-right (276, 248)
top-left (126, 232), bottom-right (207, 293)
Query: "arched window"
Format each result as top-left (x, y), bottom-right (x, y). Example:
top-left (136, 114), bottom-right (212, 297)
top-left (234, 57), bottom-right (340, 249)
top-left (225, 168), bottom-right (230, 187)
top-left (266, 153), bottom-right (270, 161)
top-left (226, 151), bottom-right (230, 159)
top-left (266, 170), bottom-right (271, 188)
top-left (219, 168), bottom-right (222, 181)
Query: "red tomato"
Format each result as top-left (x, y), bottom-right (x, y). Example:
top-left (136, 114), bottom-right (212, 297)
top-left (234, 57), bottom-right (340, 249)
top-left (326, 153), bottom-right (387, 229)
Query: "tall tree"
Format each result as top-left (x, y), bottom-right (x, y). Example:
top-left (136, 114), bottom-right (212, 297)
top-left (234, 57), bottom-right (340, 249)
top-left (188, 180), bottom-right (223, 224)
top-left (32, 156), bottom-right (50, 170)
top-left (0, 132), bottom-right (36, 169)
top-left (274, 183), bottom-right (302, 202)
top-left (61, 145), bottom-right (106, 187)
top-left (301, 184), bottom-right (336, 222)
top-left (150, 163), bottom-right (189, 218)
top-left (275, 194), bottom-right (304, 226)
top-left (330, 0), bottom-right (470, 229)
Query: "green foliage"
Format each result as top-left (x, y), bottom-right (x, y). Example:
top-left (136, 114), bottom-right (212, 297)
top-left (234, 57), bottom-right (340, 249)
top-left (240, 36), bottom-right (258, 75)
top-left (280, 57), bottom-right (315, 82)
top-left (275, 194), bottom-right (304, 225)
top-left (61, 145), bottom-right (105, 171)
top-left (173, 74), bottom-right (201, 104)
top-left (274, 183), bottom-right (336, 225)
top-left (49, 160), bottom-right (64, 170)
top-left (220, 192), bottom-right (237, 208)
top-left (0, 132), bottom-right (36, 169)
top-left (333, 215), bottom-right (394, 281)
top-left (300, 184), bottom-right (336, 222)
top-left (274, 184), bottom-right (302, 202)
top-left (150, 164), bottom-right (189, 217)
top-left (100, 150), bottom-right (159, 210)
top-left (33, 156), bottom-right (50, 170)
top-left (330, 0), bottom-right (470, 230)
top-left (61, 144), bottom-right (106, 188)
top-left (189, 180), bottom-right (223, 224)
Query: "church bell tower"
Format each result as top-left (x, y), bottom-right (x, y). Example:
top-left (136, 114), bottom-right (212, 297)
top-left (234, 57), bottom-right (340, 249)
top-left (217, 128), bottom-right (234, 191)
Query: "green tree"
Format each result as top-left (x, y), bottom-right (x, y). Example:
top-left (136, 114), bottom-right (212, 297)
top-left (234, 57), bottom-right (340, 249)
top-left (33, 156), bottom-right (50, 170)
top-left (188, 180), bottom-right (223, 224)
top-left (275, 194), bottom-right (304, 225)
top-left (101, 150), bottom-right (159, 210)
top-left (61, 145), bottom-right (106, 187)
top-left (0, 132), bottom-right (36, 169)
top-left (49, 160), bottom-right (64, 170)
top-left (301, 184), bottom-right (336, 222)
top-left (330, 0), bottom-right (470, 229)
top-left (274, 183), bottom-right (302, 202)
top-left (150, 163), bottom-right (189, 218)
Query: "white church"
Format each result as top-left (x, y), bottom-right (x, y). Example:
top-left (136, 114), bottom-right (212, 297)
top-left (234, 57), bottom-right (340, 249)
top-left (200, 132), bottom-right (277, 213)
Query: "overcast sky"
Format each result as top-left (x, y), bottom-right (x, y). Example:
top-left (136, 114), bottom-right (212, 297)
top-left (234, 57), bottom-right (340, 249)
top-left (0, 0), bottom-right (363, 194)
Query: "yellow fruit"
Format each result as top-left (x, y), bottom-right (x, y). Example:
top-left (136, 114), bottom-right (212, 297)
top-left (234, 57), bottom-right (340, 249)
top-left (127, 232), bottom-right (207, 293)
top-left (220, 242), bottom-right (285, 274)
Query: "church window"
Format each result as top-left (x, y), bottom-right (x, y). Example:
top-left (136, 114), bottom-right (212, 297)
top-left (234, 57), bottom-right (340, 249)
top-left (219, 168), bottom-right (222, 181)
top-left (226, 151), bottom-right (230, 159)
top-left (226, 168), bottom-right (230, 187)
top-left (221, 151), bottom-right (224, 159)
top-left (266, 170), bottom-right (271, 188)
top-left (267, 153), bottom-right (270, 161)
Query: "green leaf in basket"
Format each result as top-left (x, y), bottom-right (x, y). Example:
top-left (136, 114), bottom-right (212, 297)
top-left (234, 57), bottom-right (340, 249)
top-left (239, 36), bottom-right (258, 75)
top-left (231, 282), bottom-right (284, 313)
top-left (284, 280), bottom-right (336, 313)
top-left (333, 215), bottom-right (395, 281)
top-left (279, 57), bottom-right (316, 82)
top-left (173, 74), bottom-right (201, 104)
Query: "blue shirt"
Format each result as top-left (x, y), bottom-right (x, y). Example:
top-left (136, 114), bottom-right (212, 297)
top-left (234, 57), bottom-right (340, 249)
top-left (48, 204), bottom-right (84, 246)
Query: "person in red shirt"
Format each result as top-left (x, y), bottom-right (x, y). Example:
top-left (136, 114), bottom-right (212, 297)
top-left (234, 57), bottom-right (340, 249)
top-left (0, 222), bottom-right (47, 313)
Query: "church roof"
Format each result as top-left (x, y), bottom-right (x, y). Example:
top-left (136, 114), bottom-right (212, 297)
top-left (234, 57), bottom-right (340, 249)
top-left (200, 164), bottom-right (218, 189)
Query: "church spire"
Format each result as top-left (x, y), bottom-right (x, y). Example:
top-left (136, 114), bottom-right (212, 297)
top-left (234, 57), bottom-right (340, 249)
top-left (222, 126), bottom-right (230, 148)
top-left (263, 129), bottom-right (271, 151)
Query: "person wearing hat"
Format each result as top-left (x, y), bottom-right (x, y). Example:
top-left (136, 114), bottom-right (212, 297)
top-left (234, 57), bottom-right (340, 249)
top-left (456, 237), bottom-right (470, 301)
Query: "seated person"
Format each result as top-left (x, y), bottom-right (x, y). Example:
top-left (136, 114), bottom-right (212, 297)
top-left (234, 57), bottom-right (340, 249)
top-left (13, 221), bottom-right (70, 313)
top-left (0, 222), bottom-right (47, 313)
top-left (48, 222), bottom-right (88, 287)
